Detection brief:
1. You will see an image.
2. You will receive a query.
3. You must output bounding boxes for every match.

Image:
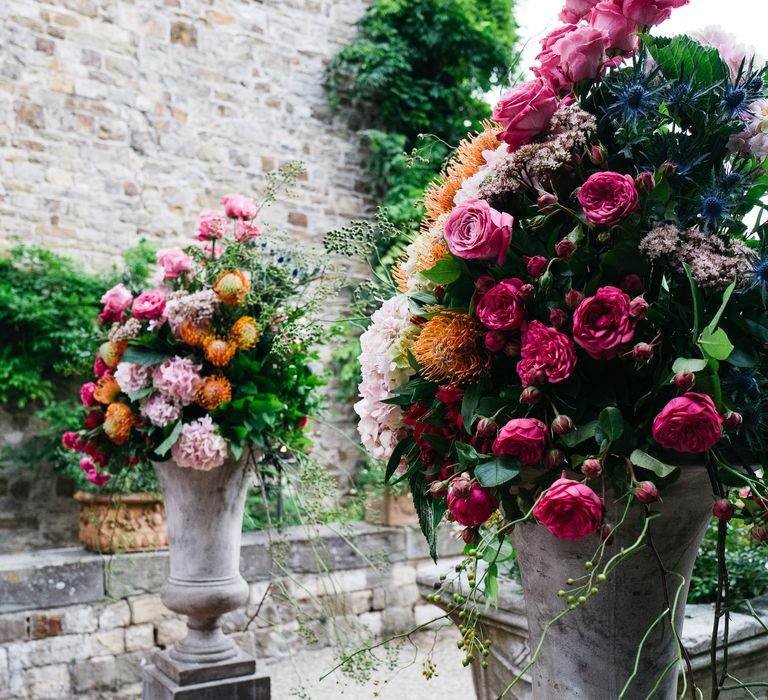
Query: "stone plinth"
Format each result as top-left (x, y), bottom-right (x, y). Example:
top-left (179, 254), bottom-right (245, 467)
top-left (143, 661), bottom-right (270, 700)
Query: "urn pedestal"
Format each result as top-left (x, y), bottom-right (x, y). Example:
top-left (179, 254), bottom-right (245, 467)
top-left (142, 457), bottom-right (270, 700)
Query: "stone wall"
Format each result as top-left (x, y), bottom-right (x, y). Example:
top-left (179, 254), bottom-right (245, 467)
top-left (0, 523), bottom-right (460, 699)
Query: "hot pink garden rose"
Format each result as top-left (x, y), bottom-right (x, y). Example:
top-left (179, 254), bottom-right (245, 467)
top-left (443, 198), bottom-right (513, 266)
top-left (517, 321), bottom-right (577, 386)
top-left (617, 0), bottom-right (689, 26)
top-left (534, 477), bottom-right (604, 540)
top-left (492, 79), bottom-right (559, 149)
top-left (573, 286), bottom-right (636, 359)
top-left (447, 483), bottom-right (499, 527)
top-left (80, 382), bottom-right (97, 408)
top-left (132, 290), bottom-right (166, 321)
top-left (157, 248), bottom-right (193, 279)
top-left (221, 194), bottom-right (258, 220)
top-left (196, 211), bottom-right (229, 241)
top-left (492, 418), bottom-right (548, 465)
top-left (99, 283), bottom-right (133, 324)
top-left (652, 392), bottom-right (723, 453)
top-left (559, 0), bottom-right (600, 22)
top-left (589, 1), bottom-right (639, 54)
top-left (475, 278), bottom-right (527, 331)
top-left (578, 171), bottom-right (639, 225)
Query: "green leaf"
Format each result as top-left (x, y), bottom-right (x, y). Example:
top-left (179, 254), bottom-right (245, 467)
top-left (455, 441), bottom-right (480, 468)
top-left (461, 382), bottom-right (484, 435)
top-left (630, 449), bottom-right (677, 478)
top-left (672, 357), bottom-right (709, 374)
top-left (475, 456), bottom-right (520, 487)
top-left (483, 562), bottom-right (499, 606)
top-left (155, 420), bottom-right (183, 457)
top-left (122, 345), bottom-right (173, 366)
top-left (385, 437), bottom-right (414, 483)
top-left (598, 407), bottom-right (624, 442)
top-left (560, 420), bottom-right (598, 448)
top-left (420, 255), bottom-right (461, 284)
top-left (410, 471), bottom-right (447, 562)
top-left (126, 386), bottom-right (153, 401)
top-left (706, 279), bottom-right (737, 333)
top-left (645, 34), bottom-right (728, 87)
top-left (683, 263), bottom-right (703, 344)
top-left (699, 327), bottom-right (734, 361)
top-left (230, 442), bottom-right (244, 461)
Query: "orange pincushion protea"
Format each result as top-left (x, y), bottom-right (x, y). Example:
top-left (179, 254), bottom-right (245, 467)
top-left (195, 375), bottom-right (233, 410)
top-left (94, 373), bottom-right (121, 404)
top-left (103, 402), bottom-right (134, 445)
top-left (393, 221), bottom-right (451, 293)
top-left (413, 312), bottom-right (491, 386)
top-left (204, 337), bottom-right (237, 367)
top-left (214, 270), bottom-right (249, 305)
top-left (98, 340), bottom-right (125, 369)
top-left (230, 316), bottom-right (261, 350)
top-left (178, 320), bottom-right (211, 348)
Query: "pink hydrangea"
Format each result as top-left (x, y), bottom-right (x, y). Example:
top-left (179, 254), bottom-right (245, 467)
top-left (152, 356), bottom-right (202, 405)
top-left (114, 362), bottom-right (153, 394)
top-left (196, 211), bottom-right (229, 241)
top-left (157, 248), bottom-right (194, 279)
top-left (221, 194), bottom-right (258, 219)
top-left (691, 27), bottom-right (764, 79)
top-left (141, 394), bottom-right (182, 427)
top-left (171, 416), bottom-right (228, 470)
top-left (729, 99), bottom-right (768, 160)
top-left (99, 283), bottom-right (133, 324)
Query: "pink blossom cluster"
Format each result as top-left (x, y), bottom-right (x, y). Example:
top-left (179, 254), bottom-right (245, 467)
top-left (171, 416), bottom-right (228, 471)
top-left (114, 362), bottom-right (153, 394)
top-left (151, 356), bottom-right (202, 405)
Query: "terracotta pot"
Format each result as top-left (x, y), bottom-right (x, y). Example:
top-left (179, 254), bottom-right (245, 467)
top-left (74, 491), bottom-right (168, 554)
top-left (512, 466), bottom-right (713, 700)
top-left (367, 490), bottom-right (419, 526)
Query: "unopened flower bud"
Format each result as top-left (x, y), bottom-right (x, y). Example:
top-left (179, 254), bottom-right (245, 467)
top-left (521, 386), bottom-right (543, 405)
top-left (518, 283), bottom-right (535, 302)
top-left (503, 339), bottom-right (521, 357)
top-left (629, 296), bottom-right (649, 320)
top-left (635, 481), bottom-right (660, 504)
top-left (450, 473), bottom-right (472, 498)
top-left (582, 458), bottom-right (603, 479)
top-left (620, 273), bottom-right (644, 296)
top-left (659, 161), bottom-right (677, 178)
top-left (713, 498), bottom-right (735, 522)
top-left (537, 192), bottom-right (558, 210)
top-left (484, 331), bottom-right (506, 353)
top-left (461, 527), bottom-right (481, 545)
top-left (674, 371), bottom-right (695, 391)
top-left (552, 414), bottom-right (575, 436)
top-left (632, 342), bottom-right (654, 364)
top-left (475, 275), bottom-right (496, 296)
top-left (636, 171), bottom-right (656, 193)
top-left (434, 284), bottom-right (447, 303)
top-left (544, 448), bottom-right (565, 471)
top-left (549, 307), bottom-right (568, 329)
top-left (565, 289), bottom-right (584, 310)
top-left (600, 523), bottom-right (615, 544)
top-left (751, 525), bottom-right (768, 543)
top-left (525, 255), bottom-right (548, 279)
top-left (475, 418), bottom-right (497, 439)
top-left (723, 411), bottom-right (743, 433)
top-left (589, 144), bottom-right (607, 166)
top-left (555, 239), bottom-right (576, 261)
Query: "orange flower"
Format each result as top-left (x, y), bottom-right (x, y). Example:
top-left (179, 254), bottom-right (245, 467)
top-left (178, 320), bottom-right (211, 348)
top-left (103, 402), bottom-right (134, 445)
top-left (214, 270), bottom-right (249, 305)
top-left (195, 375), bottom-right (232, 411)
top-left (98, 340), bottom-right (125, 369)
top-left (230, 316), bottom-right (261, 350)
top-left (413, 312), bottom-right (490, 386)
top-left (94, 373), bottom-right (121, 404)
top-left (204, 337), bottom-right (237, 367)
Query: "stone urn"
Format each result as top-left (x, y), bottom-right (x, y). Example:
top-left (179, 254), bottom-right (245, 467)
top-left (143, 453), bottom-right (270, 700)
top-left (512, 466), bottom-right (713, 700)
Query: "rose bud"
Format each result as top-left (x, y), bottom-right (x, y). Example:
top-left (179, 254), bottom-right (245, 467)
top-left (636, 171), bottom-right (656, 193)
top-left (544, 448), bottom-right (565, 471)
top-left (128, 455), bottom-right (139, 466)
top-left (429, 480), bottom-right (449, 499)
top-left (521, 386), bottom-right (543, 405)
top-left (600, 523), bottom-right (615, 544)
top-left (555, 239), bottom-right (576, 261)
top-left (589, 144), bottom-right (607, 166)
top-left (751, 525), bottom-right (768, 543)
top-left (518, 283), bottom-right (536, 302)
top-left (537, 192), bottom-right (558, 210)
top-left (450, 473), bottom-right (473, 498)
top-left (62, 432), bottom-right (81, 451)
top-left (461, 527), bottom-right (481, 545)
top-left (629, 296), bottom-right (649, 320)
top-left (503, 339), bottom-right (521, 357)
top-left (552, 415), bottom-right (575, 436)
top-left (632, 342), bottom-right (654, 364)
top-left (582, 458), bottom-right (603, 479)
top-left (565, 289), bottom-right (584, 310)
top-left (713, 498), bottom-right (735, 522)
top-left (620, 273), bottom-right (644, 296)
top-left (635, 481), bottom-right (660, 504)
top-left (434, 284), bottom-right (447, 303)
top-left (448, 483), bottom-right (498, 527)
top-left (485, 331), bottom-right (506, 353)
top-left (475, 418), bottom-right (498, 439)
top-left (475, 275), bottom-right (496, 296)
top-left (659, 161), bottom-right (677, 177)
top-left (674, 371), bottom-right (695, 391)
top-left (723, 411), bottom-right (743, 433)
top-left (549, 307), bottom-right (568, 329)
top-left (525, 255), bottom-right (549, 279)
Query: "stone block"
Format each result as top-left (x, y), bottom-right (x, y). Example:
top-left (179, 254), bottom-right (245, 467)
top-left (414, 603), bottom-right (445, 628)
top-left (72, 654), bottom-right (116, 692)
top-left (128, 595), bottom-right (172, 624)
top-left (126, 623), bottom-right (156, 651)
top-left (170, 22), bottom-right (196, 48)
top-left (115, 649), bottom-right (151, 686)
top-left (62, 603), bottom-right (99, 634)
top-left (106, 551), bottom-right (169, 598)
top-left (28, 613), bottom-right (63, 639)
top-left (381, 605), bottom-right (415, 635)
top-left (143, 664), bottom-right (270, 700)
top-left (156, 618), bottom-right (186, 647)
top-left (23, 663), bottom-right (70, 698)
top-left (0, 613), bottom-right (27, 643)
top-left (99, 600), bottom-right (131, 630)
top-left (91, 627), bottom-right (126, 656)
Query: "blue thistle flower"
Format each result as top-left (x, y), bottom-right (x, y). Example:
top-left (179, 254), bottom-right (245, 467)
top-left (748, 257), bottom-right (768, 304)
top-left (698, 193), bottom-right (729, 229)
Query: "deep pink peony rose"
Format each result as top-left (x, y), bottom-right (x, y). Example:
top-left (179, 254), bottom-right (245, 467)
top-left (94, 355), bottom-right (109, 378)
top-left (443, 198), bottom-right (513, 265)
top-left (99, 283), bottom-right (133, 324)
top-left (132, 290), bottom-right (166, 321)
top-left (617, 0), bottom-right (688, 26)
top-left (80, 382), bottom-right (97, 408)
top-left (475, 278), bottom-right (527, 331)
top-left (572, 286), bottom-right (636, 359)
top-left (559, 0), bottom-right (600, 22)
top-left (62, 431), bottom-right (82, 450)
top-left (589, 1), bottom-right (639, 53)
top-left (517, 321), bottom-right (577, 386)
top-left (652, 392), bottom-right (723, 453)
top-left (534, 477), bottom-right (604, 540)
top-left (577, 171), bottom-right (639, 225)
top-left (525, 255), bottom-right (549, 278)
top-left (492, 79), bottom-right (559, 149)
top-left (157, 248), bottom-right (193, 279)
top-left (221, 194), bottom-right (258, 219)
top-left (492, 418), bottom-right (548, 465)
top-left (447, 482), bottom-right (499, 527)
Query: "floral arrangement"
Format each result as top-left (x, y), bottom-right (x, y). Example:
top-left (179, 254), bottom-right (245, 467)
top-left (62, 165), bottom-right (333, 489)
top-left (354, 2), bottom-right (768, 567)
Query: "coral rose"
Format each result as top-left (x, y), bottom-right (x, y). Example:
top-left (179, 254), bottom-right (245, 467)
top-left (617, 0), bottom-right (688, 26)
top-left (652, 392), bottom-right (723, 453)
top-left (443, 198), bottom-right (513, 266)
top-left (447, 482), bottom-right (499, 527)
top-left (534, 477), bottom-right (604, 540)
top-left (517, 321), bottom-right (577, 386)
top-left (578, 171), bottom-right (639, 225)
top-left (492, 418), bottom-right (548, 465)
top-left (572, 286), bottom-right (636, 359)
top-left (132, 290), bottom-right (166, 321)
top-left (492, 79), bottom-right (559, 150)
top-left (475, 278), bottom-right (527, 331)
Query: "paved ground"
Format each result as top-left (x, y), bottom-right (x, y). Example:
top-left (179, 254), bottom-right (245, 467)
top-left (266, 625), bottom-right (476, 700)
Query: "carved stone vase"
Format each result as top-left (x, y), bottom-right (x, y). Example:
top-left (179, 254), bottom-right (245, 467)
top-left (512, 467), bottom-right (713, 700)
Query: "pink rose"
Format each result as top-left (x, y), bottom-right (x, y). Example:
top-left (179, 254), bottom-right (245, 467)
top-left (517, 321), bottom-right (577, 386)
top-left (94, 355), bottom-right (109, 378)
top-left (443, 198), bottom-right (513, 265)
top-left (447, 483), bottom-right (499, 527)
top-left (525, 255), bottom-right (549, 278)
top-left (492, 79), bottom-right (559, 149)
top-left (617, 0), bottom-right (688, 26)
top-left (572, 286), bottom-right (636, 359)
top-left (221, 194), bottom-right (258, 219)
top-left (589, 1), bottom-right (639, 54)
top-left (157, 248), bottom-right (193, 279)
top-left (533, 26), bottom-right (578, 91)
top-left (577, 171), bottom-right (639, 225)
top-left (536, 26), bottom-right (608, 88)
top-left (62, 431), bottom-right (82, 450)
top-left (196, 211), bottom-right (229, 241)
top-left (98, 283), bottom-right (133, 324)
top-left (534, 477), bottom-right (604, 540)
top-left (492, 418), bottom-right (548, 465)
top-left (234, 220), bottom-right (261, 242)
top-left (559, 0), bottom-right (600, 22)
top-left (652, 392), bottom-right (723, 453)
top-left (475, 278), bottom-right (527, 331)
top-left (80, 382), bottom-right (98, 408)
top-left (132, 290), bottom-right (166, 320)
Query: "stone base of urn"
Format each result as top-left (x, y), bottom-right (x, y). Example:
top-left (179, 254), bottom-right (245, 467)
top-left (366, 490), bottom-right (419, 526)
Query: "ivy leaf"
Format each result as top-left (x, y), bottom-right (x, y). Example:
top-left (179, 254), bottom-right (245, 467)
top-left (699, 327), bottom-right (734, 361)
top-left (475, 456), bottom-right (520, 487)
top-left (630, 449), bottom-right (677, 478)
top-left (420, 256), bottom-right (461, 284)
top-left (122, 346), bottom-right (173, 366)
top-left (155, 420), bottom-right (183, 458)
top-left (672, 358), bottom-right (709, 374)
top-left (598, 407), bottom-right (624, 442)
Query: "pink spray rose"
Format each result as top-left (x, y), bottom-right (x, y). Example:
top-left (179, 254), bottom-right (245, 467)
top-left (80, 382), bottom-right (98, 408)
top-left (534, 477), bottom-right (604, 540)
top-left (475, 278), bottom-right (527, 331)
top-left (132, 290), bottom-right (166, 321)
top-left (559, 0), bottom-right (600, 22)
top-left (196, 211), bottom-right (229, 241)
top-left (525, 255), bottom-right (549, 278)
top-left (492, 418), bottom-right (548, 465)
top-left (517, 321), bottom-right (577, 386)
top-left (572, 286), bottom-right (636, 359)
top-left (617, 0), bottom-right (689, 26)
top-left (221, 194), bottom-right (258, 220)
top-left (492, 79), bottom-right (559, 149)
top-left (447, 482), bottom-right (499, 527)
top-left (157, 248), bottom-right (193, 279)
top-left (578, 171), bottom-right (639, 225)
top-left (442, 198), bottom-right (513, 266)
top-left (652, 392), bottom-right (723, 453)
top-left (539, 26), bottom-right (608, 88)
top-left (62, 431), bottom-right (82, 451)
top-left (98, 283), bottom-right (133, 324)
top-left (589, 1), bottom-right (639, 54)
